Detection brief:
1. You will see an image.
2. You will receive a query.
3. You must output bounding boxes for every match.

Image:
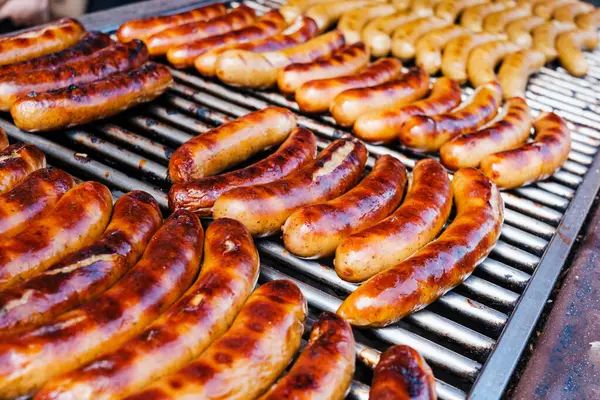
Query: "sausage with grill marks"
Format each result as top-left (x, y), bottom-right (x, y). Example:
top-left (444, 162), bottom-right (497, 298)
top-left (0, 143), bottom-right (46, 194)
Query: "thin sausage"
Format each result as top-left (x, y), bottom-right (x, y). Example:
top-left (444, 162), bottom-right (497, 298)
top-left (0, 143), bottom-right (46, 194)
top-left (280, 0), bottom-right (338, 23)
top-left (338, 4), bottom-right (396, 44)
top-left (415, 24), bottom-right (467, 75)
top-left (435, 0), bottom-right (487, 22)
top-left (467, 39), bottom-right (522, 88)
top-left (362, 11), bottom-right (419, 57)
top-left (460, 1), bottom-right (515, 32)
top-left (441, 32), bottom-right (505, 83)
top-left (556, 28), bottom-right (598, 77)
top-left (498, 49), bottom-right (545, 98)
top-left (391, 16), bottom-right (450, 60)
top-left (483, 4), bottom-right (532, 34)
top-left (305, 0), bottom-right (386, 32)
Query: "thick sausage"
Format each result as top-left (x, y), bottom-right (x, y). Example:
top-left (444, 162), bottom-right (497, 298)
top-left (354, 77), bottom-right (461, 143)
top-left (280, 0), bottom-right (338, 23)
top-left (461, 1), bottom-right (515, 32)
top-left (441, 32), bottom-right (505, 83)
top-left (195, 16), bottom-right (319, 77)
top-left (258, 312), bottom-right (355, 400)
top-left (169, 106), bottom-right (297, 183)
top-left (440, 97), bottom-right (532, 170)
top-left (167, 11), bottom-right (286, 69)
top-left (483, 4), bottom-right (532, 34)
top-left (391, 16), bottom-right (450, 60)
top-left (467, 39), bottom-right (522, 88)
top-left (296, 58), bottom-right (402, 113)
top-left (123, 280), bottom-right (307, 400)
top-left (0, 181), bottom-right (113, 291)
top-left (575, 9), bottom-right (600, 30)
top-left (11, 62), bottom-right (172, 132)
top-left (556, 28), bottom-right (598, 77)
top-left (335, 159), bottom-right (452, 282)
top-left (532, 20), bottom-right (576, 61)
top-left (338, 4), bottom-right (396, 44)
top-left (0, 18), bottom-right (85, 66)
top-left (0, 167), bottom-right (74, 239)
top-left (116, 3), bottom-right (228, 42)
top-left (369, 345), bottom-right (436, 400)
top-left (213, 138), bottom-right (368, 237)
top-left (362, 11), bottom-right (420, 57)
top-left (145, 6), bottom-right (257, 56)
top-left (216, 30), bottom-right (345, 88)
top-left (506, 15), bottom-right (546, 48)
top-left (415, 25), bottom-right (467, 75)
top-left (330, 66), bottom-right (429, 127)
top-left (498, 49), bottom-right (546, 98)
top-left (36, 218), bottom-right (258, 400)
top-left (169, 127), bottom-right (317, 214)
top-left (0, 143), bottom-right (46, 194)
top-left (0, 209), bottom-right (203, 399)
top-left (480, 112), bottom-right (571, 189)
top-left (337, 167), bottom-right (504, 327)
top-left (435, 0), bottom-right (487, 22)
top-left (0, 40), bottom-right (149, 111)
top-left (0, 191), bottom-right (161, 334)
top-left (306, 0), bottom-right (386, 32)
top-left (283, 155), bottom-right (407, 259)
top-left (277, 42), bottom-right (370, 95)
top-left (399, 80), bottom-right (503, 152)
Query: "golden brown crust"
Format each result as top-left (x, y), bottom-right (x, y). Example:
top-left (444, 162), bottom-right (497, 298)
top-left (506, 15), bottom-right (545, 48)
top-left (441, 32), bottom-right (505, 83)
top-left (556, 28), bottom-right (599, 77)
top-left (532, 20), bottom-right (576, 61)
top-left (0, 143), bottom-right (46, 194)
top-left (467, 39), bottom-right (522, 88)
top-left (0, 129), bottom-right (6, 151)
top-left (498, 49), bottom-right (545, 99)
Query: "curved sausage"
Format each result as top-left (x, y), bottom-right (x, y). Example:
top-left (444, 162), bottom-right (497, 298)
top-left (169, 106), bottom-right (297, 183)
top-left (506, 15), bottom-right (546, 48)
top-left (391, 16), bottom-right (450, 60)
top-left (216, 30), bottom-right (345, 88)
top-left (467, 39), bottom-right (521, 88)
top-left (11, 62), bottom-right (173, 132)
top-left (415, 25), bottom-right (467, 75)
top-left (296, 58), bottom-right (402, 114)
top-left (145, 6), bottom-right (257, 56)
top-left (369, 345), bottom-right (436, 400)
top-left (36, 218), bottom-right (258, 400)
top-left (575, 9), bottom-right (600, 30)
top-left (167, 11), bottom-right (286, 69)
top-left (116, 3), bottom-right (227, 42)
top-left (0, 181), bottom-right (113, 291)
top-left (354, 77), bottom-right (461, 143)
top-left (338, 4), bottom-right (396, 44)
top-left (399, 80), bottom-right (502, 152)
top-left (483, 4), bottom-right (532, 34)
top-left (330, 66), bottom-right (429, 127)
top-left (0, 209), bottom-right (203, 399)
top-left (411, 0), bottom-right (442, 17)
top-left (169, 127), bottom-right (317, 215)
top-left (362, 11), bottom-right (419, 57)
top-left (435, 0), bottom-right (487, 22)
top-left (280, 0), bottom-right (338, 23)
top-left (0, 40), bottom-right (149, 111)
top-left (122, 280), bottom-right (307, 400)
top-left (440, 97), bottom-right (532, 170)
top-left (461, 1), bottom-right (515, 32)
top-left (277, 42), bottom-right (370, 95)
top-left (0, 18), bottom-right (85, 66)
top-left (305, 0), bottom-right (385, 32)
top-left (213, 138), bottom-right (368, 237)
top-left (532, 20), bottom-right (576, 61)
top-left (556, 28), bottom-right (598, 77)
top-left (441, 32), bottom-right (505, 83)
top-left (258, 312), bottom-right (355, 400)
top-left (534, 0), bottom-right (579, 20)
top-left (480, 112), bottom-right (571, 189)
top-left (0, 143), bottom-right (46, 194)
top-left (0, 167), bottom-right (74, 239)
top-left (337, 167), bottom-right (504, 327)
top-left (0, 191), bottom-right (162, 334)
top-left (283, 155), bottom-right (407, 259)
top-left (498, 49), bottom-right (545, 98)
top-left (335, 159), bottom-right (452, 283)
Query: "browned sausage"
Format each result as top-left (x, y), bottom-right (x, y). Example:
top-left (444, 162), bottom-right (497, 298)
top-left (121, 280), bottom-right (307, 400)
top-left (169, 127), bottom-right (317, 215)
top-left (556, 28), bottom-right (599, 77)
top-left (0, 128), bottom-right (6, 151)
top-left (283, 155), bottom-right (407, 258)
top-left (258, 312), bottom-right (355, 400)
top-left (213, 138), bottom-right (368, 237)
top-left (0, 209), bottom-right (203, 399)
top-left (337, 167), bottom-right (504, 327)
top-left (36, 218), bottom-right (258, 400)
top-left (11, 62), bottom-right (173, 132)
top-left (0, 191), bottom-right (162, 334)
top-left (0, 143), bottom-right (46, 194)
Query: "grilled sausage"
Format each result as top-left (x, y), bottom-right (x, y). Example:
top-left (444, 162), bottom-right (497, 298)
top-left (11, 62), bottom-right (172, 132)
top-left (399, 81), bottom-right (503, 152)
top-left (145, 6), bottom-right (257, 56)
top-left (123, 280), bottom-right (307, 400)
top-left (277, 42), bottom-right (370, 95)
top-left (258, 312), bottom-right (355, 400)
top-left (435, 0), bottom-right (487, 22)
top-left (461, 1), bottom-right (515, 32)
top-left (556, 28), bottom-right (598, 77)
top-left (467, 39), bottom-right (521, 88)
top-left (483, 4), bottom-right (532, 34)
top-left (169, 106), bottom-right (297, 183)
top-left (362, 11), bottom-right (420, 57)
top-left (338, 4), bottom-right (397, 44)
top-left (506, 15), bottom-right (546, 48)
top-left (116, 3), bottom-right (228, 42)
top-left (441, 32), bottom-right (505, 83)
top-left (440, 97), bottom-right (532, 170)
top-left (337, 167), bottom-right (504, 327)
top-left (532, 20), bottom-right (576, 61)
top-left (534, 0), bottom-right (578, 20)
top-left (392, 0), bottom-right (412, 11)
top-left (169, 128), bottom-right (317, 215)
top-left (411, 0), bottom-right (443, 17)
top-left (575, 9), bottom-right (600, 30)
top-left (480, 112), bottom-right (571, 189)
top-left (306, 0), bottom-right (386, 32)
top-left (167, 11), bottom-right (286, 69)
top-left (0, 18), bottom-right (85, 66)
top-left (0, 209), bottom-right (203, 399)
top-left (498, 49), bottom-right (545, 98)
top-left (195, 16), bottom-right (319, 77)
top-left (0, 191), bottom-right (161, 334)
top-left (216, 30), bottom-right (345, 88)
top-left (0, 129), bottom-right (6, 151)
top-left (0, 182), bottom-right (112, 291)
top-left (415, 25), bottom-right (467, 75)
top-left (213, 138), bottom-right (368, 237)
top-left (330, 67), bottom-right (429, 127)
top-left (280, 0), bottom-right (338, 23)
top-left (0, 143), bottom-right (46, 194)
top-left (0, 167), bottom-right (74, 239)
top-left (335, 159), bottom-right (452, 282)
top-left (283, 155), bottom-right (407, 259)
top-left (354, 77), bottom-right (461, 143)
top-left (391, 16), bottom-right (449, 60)
top-left (369, 345), bottom-right (436, 400)
top-left (0, 40), bottom-right (149, 111)
top-left (37, 218), bottom-right (258, 400)
top-left (296, 58), bottom-right (402, 113)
